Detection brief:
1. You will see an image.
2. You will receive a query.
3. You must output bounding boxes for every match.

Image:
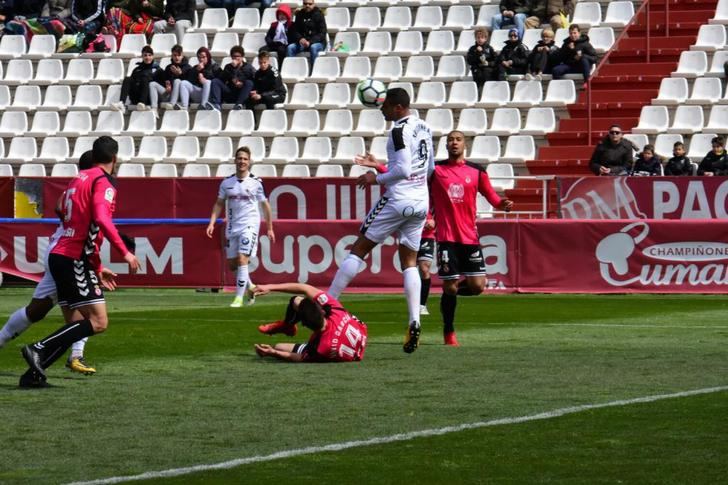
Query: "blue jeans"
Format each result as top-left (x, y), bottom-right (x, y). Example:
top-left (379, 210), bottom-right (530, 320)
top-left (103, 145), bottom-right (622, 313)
top-left (491, 13), bottom-right (527, 39)
top-left (552, 58), bottom-right (594, 80)
top-left (287, 41), bottom-right (325, 68)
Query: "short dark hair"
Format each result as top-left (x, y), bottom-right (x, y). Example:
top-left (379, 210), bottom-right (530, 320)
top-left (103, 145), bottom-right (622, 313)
top-left (673, 141), bottom-right (685, 149)
top-left (385, 87), bottom-right (410, 108)
top-left (79, 150), bottom-right (94, 170)
top-left (258, 50), bottom-right (270, 60)
top-left (643, 144), bottom-right (655, 153)
top-left (92, 136), bottom-right (119, 164)
top-left (298, 299), bottom-right (325, 331)
top-left (141, 45), bottom-right (153, 56)
top-left (569, 24), bottom-right (581, 33)
top-left (712, 136), bottom-right (725, 147)
top-left (236, 146), bottom-right (251, 159)
top-left (230, 45), bottom-right (244, 57)
top-left (171, 44), bottom-right (183, 55)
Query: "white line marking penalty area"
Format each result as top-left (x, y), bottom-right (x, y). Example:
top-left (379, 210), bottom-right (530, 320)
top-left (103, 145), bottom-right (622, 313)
top-left (66, 386), bottom-right (728, 485)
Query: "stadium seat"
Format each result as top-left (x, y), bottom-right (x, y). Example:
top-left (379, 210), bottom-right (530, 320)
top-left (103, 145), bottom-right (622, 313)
top-left (300, 137), bottom-right (333, 164)
top-left (329, 32), bottom-right (361, 57)
top-left (18, 163), bottom-right (46, 177)
top-left (181, 32), bottom-right (208, 57)
top-left (241, 32), bottom-right (266, 58)
top-left (0, 111), bottom-right (28, 137)
top-left (352, 109), bottom-right (386, 136)
top-left (62, 59), bottom-right (94, 85)
top-left (95, 110), bottom-right (124, 136)
top-left (424, 30), bottom-right (455, 56)
top-left (238, 136), bottom-right (266, 160)
top-left (686, 77), bottom-right (722, 105)
top-left (392, 31), bottom-right (423, 56)
top-left (231, 8), bottom-right (260, 33)
top-left (251, 163), bottom-right (277, 177)
top-left (509, 80), bottom-right (543, 108)
top-left (672, 51), bottom-right (708, 78)
top-left (455, 108), bottom-right (487, 136)
top-left (413, 6), bottom-right (443, 31)
top-left (653, 133), bottom-right (684, 158)
top-left (455, 29), bottom-right (475, 54)
top-left (28, 111), bottom-right (60, 137)
top-left (214, 163), bottom-right (235, 177)
top-left (476, 193), bottom-right (493, 218)
top-left (320, 83), bottom-right (351, 109)
top-left (401, 55), bottom-right (434, 82)
top-left (117, 163), bottom-right (146, 177)
top-left (692, 24), bottom-right (726, 52)
top-left (69, 85), bottom-right (103, 111)
top-left (135, 136), bottom-right (168, 163)
top-left (308, 56), bottom-right (340, 83)
top-left (8, 85), bottom-right (41, 111)
top-left (412, 82), bottom-right (446, 108)
top-left (124, 111), bottom-right (157, 136)
top-left (71, 136), bottom-right (95, 159)
top-left (221, 110), bottom-right (255, 136)
top-left (326, 7), bottom-right (351, 33)
top-left (351, 6), bottom-right (381, 32)
top-left (280, 56), bottom-right (309, 83)
top-left (348, 164), bottom-right (374, 177)
top-left (479, 81), bottom-right (511, 108)
top-left (2, 59), bottom-right (32, 85)
top-left (522, 29), bottom-right (543, 51)
top-left (490, 30), bottom-right (510, 54)
top-left (434, 55), bottom-right (467, 82)
top-left (499, 135), bottom-right (535, 164)
top-left (486, 162), bottom-right (516, 191)
top-left (332, 136), bottom-right (365, 163)
top-left (444, 5), bottom-right (474, 31)
top-left (40, 85), bottom-right (72, 111)
top-left (61, 111), bottom-right (92, 137)
top-left (26, 35), bottom-right (56, 59)
top-left (150, 33), bottom-right (176, 57)
top-left (164, 136), bottom-right (200, 163)
top-left (0, 163), bottom-right (11, 176)
top-left (469, 136), bottom-right (501, 163)
top-left (51, 163), bottom-right (79, 177)
top-left (444, 81), bottom-right (478, 109)
top-left (652, 77), bottom-right (689, 105)
top-left (589, 27), bottom-right (616, 54)
top-left (712, 0), bottom-right (728, 24)
top-left (0, 35), bottom-right (26, 59)
top-left (254, 110), bottom-right (288, 137)
top-left (157, 110), bottom-right (190, 137)
top-left (602, 1), bottom-right (635, 28)
top-left (521, 107), bottom-right (556, 135)
top-left (115, 136), bottom-right (135, 161)
top-left (266, 137), bottom-right (299, 164)
top-left (32, 59), bottom-right (63, 85)
top-left (125, 57), bottom-right (142, 76)
top-left (433, 136), bottom-right (449, 160)
top-left (5, 137), bottom-right (37, 163)
top-left (369, 136), bottom-right (387, 160)
top-left (361, 32), bottom-right (393, 57)
top-left (632, 106), bottom-right (670, 134)
top-left (149, 163), bottom-right (177, 177)
top-left (281, 164), bottom-right (310, 177)
top-left (199, 136), bottom-right (234, 164)
top-left (287, 83), bottom-right (320, 109)
top-left (182, 163), bottom-right (212, 177)
top-left (687, 133), bottom-right (719, 158)
top-left (622, 134), bottom-right (648, 155)
top-left (0, 85), bottom-right (7, 109)
top-left (381, 6), bottom-right (412, 32)
top-left (704, 106), bottom-right (728, 133)
top-left (571, 1), bottom-right (601, 28)
top-left (211, 32), bottom-right (239, 57)
top-left (315, 164), bottom-right (344, 177)
top-left (37, 137), bottom-right (70, 163)
top-left (475, 4), bottom-right (501, 27)
top-left (666, 105), bottom-right (704, 134)
top-left (372, 56), bottom-right (403, 82)
top-left (425, 108), bottom-right (454, 136)
top-left (118, 34), bottom-right (147, 58)
top-left (198, 8), bottom-right (228, 33)
top-left (340, 56), bottom-right (371, 82)
top-left (95, 59), bottom-right (125, 84)
top-left (542, 79), bottom-right (576, 107)
top-left (288, 110), bottom-right (321, 137)
top-left (189, 110), bottom-right (222, 136)
top-left (489, 108), bottom-right (522, 135)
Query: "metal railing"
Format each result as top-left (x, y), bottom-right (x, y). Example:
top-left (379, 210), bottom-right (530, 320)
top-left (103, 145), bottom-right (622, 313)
top-left (481, 175), bottom-right (557, 219)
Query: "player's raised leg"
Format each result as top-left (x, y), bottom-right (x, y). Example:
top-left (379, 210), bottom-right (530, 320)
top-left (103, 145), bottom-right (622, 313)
top-left (328, 236), bottom-right (375, 299)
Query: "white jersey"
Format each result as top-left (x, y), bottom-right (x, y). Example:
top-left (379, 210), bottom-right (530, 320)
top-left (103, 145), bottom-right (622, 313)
top-left (217, 174), bottom-right (267, 237)
top-left (377, 114), bottom-right (435, 201)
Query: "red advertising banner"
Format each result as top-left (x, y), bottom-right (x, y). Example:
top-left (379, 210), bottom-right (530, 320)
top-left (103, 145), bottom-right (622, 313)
top-left (0, 178), bottom-right (13, 218)
top-left (3, 219), bottom-right (728, 293)
top-left (560, 176), bottom-right (728, 220)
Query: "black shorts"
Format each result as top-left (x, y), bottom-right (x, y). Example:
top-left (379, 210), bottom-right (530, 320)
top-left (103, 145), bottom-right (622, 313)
top-left (48, 253), bottom-right (105, 309)
top-left (417, 238), bottom-right (435, 262)
top-left (437, 242), bottom-right (486, 280)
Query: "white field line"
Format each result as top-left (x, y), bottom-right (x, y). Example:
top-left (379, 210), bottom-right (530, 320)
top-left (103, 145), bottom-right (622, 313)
top-left (66, 386), bottom-right (728, 485)
top-left (549, 323), bottom-right (728, 329)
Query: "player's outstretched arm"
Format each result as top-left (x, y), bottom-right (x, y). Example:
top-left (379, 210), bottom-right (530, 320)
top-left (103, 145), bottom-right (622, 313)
top-left (261, 200), bottom-right (275, 243)
top-left (254, 343), bottom-right (304, 362)
top-left (253, 283), bottom-right (320, 300)
top-left (206, 199), bottom-right (225, 238)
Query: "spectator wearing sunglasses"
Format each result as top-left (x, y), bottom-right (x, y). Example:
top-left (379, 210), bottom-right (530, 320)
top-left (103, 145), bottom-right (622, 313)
top-left (287, 0), bottom-right (328, 69)
top-left (589, 125), bottom-right (638, 176)
top-left (496, 28), bottom-right (529, 81)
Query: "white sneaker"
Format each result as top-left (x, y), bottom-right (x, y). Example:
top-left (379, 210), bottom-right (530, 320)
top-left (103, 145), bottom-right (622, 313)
top-left (230, 296), bottom-right (243, 308)
top-left (525, 73), bottom-right (534, 81)
top-left (420, 305), bottom-right (429, 315)
top-left (160, 102), bottom-right (174, 110)
top-left (111, 102), bottom-right (126, 112)
top-left (136, 102), bottom-right (149, 111)
top-left (535, 73), bottom-right (543, 81)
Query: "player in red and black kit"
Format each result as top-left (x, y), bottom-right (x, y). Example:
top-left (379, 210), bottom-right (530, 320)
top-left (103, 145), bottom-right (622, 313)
top-left (19, 136), bottom-right (140, 387)
top-left (417, 214), bottom-right (436, 315)
top-left (430, 131), bottom-right (513, 346)
top-left (254, 283), bottom-right (367, 363)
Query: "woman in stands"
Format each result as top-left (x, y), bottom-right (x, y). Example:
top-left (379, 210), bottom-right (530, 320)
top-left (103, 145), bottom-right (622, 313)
top-left (496, 28), bottom-right (529, 81)
top-left (105, 0), bottom-right (163, 45)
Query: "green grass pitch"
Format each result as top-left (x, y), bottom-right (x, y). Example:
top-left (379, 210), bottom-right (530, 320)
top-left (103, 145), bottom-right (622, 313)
top-left (0, 289), bottom-right (727, 484)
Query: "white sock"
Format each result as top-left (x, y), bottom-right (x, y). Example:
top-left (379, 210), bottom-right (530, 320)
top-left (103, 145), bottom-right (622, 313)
top-left (0, 308), bottom-right (32, 348)
top-left (329, 254), bottom-right (365, 299)
top-left (236, 265), bottom-right (249, 298)
top-left (70, 337), bottom-right (88, 359)
top-left (403, 267), bottom-right (421, 326)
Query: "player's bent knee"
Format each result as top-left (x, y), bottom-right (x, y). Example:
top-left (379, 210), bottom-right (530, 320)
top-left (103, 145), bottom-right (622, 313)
top-left (25, 298), bottom-right (54, 323)
top-left (469, 282), bottom-right (485, 295)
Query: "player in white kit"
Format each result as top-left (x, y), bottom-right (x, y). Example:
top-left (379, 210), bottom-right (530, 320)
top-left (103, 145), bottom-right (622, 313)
top-left (329, 88), bottom-right (435, 353)
top-left (206, 146), bottom-right (275, 307)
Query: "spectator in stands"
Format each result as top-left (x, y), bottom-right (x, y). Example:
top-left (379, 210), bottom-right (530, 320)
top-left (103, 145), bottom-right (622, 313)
top-left (287, 0), bottom-right (327, 69)
top-left (204, 0), bottom-right (274, 19)
top-left (698, 136), bottom-right (728, 176)
top-left (526, 27), bottom-right (557, 80)
top-left (262, 3), bottom-right (293, 61)
top-left (631, 144), bottom-right (662, 176)
top-left (43, 0), bottom-right (74, 25)
top-left (70, 0), bottom-right (106, 34)
top-left (105, 0), bottom-right (164, 45)
top-left (176, 46), bottom-right (220, 110)
top-left (552, 24), bottom-right (597, 81)
top-left (466, 27), bottom-right (497, 93)
top-left (547, 0), bottom-right (574, 32)
top-left (209, 45), bottom-right (255, 111)
top-left (491, 0), bottom-right (531, 40)
top-left (589, 125), bottom-right (636, 176)
top-left (496, 28), bottom-right (529, 81)
top-left (152, 0), bottom-right (194, 43)
top-left (3, 0), bottom-right (67, 40)
top-left (150, 43), bottom-right (190, 112)
top-left (664, 142), bottom-right (693, 176)
top-left (246, 51), bottom-right (286, 110)
top-left (112, 44), bottom-right (159, 113)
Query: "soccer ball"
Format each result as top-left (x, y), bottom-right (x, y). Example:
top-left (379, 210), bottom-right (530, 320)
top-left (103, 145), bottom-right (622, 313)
top-left (357, 78), bottom-right (387, 108)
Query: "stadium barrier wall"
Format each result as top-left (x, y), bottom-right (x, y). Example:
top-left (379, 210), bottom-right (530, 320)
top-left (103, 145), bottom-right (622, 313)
top-left (2, 219), bottom-right (728, 293)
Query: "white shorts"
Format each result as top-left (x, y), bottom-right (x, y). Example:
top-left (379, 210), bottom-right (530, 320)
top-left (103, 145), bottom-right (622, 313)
top-left (225, 227), bottom-right (259, 259)
top-left (359, 197), bottom-right (427, 251)
top-left (32, 270), bottom-right (58, 303)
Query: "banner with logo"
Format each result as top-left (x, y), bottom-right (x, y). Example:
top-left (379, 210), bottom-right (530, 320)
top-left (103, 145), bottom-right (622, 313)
top-left (2, 219), bottom-right (727, 293)
top-left (559, 176), bottom-right (728, 220)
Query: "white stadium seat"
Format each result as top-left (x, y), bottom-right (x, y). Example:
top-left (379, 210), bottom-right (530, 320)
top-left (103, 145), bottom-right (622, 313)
top-left (571, 2), bottom-right (601, 28)
top-left (381, 6), bottom-right (412, 32)
top-left (288, 83), bottom-right (320, 109)
top-left (182, 163), bottom-right (212, 177)
top-left (392, 31), bottom-right (423, 56)
top-left (424, 30), bottom-right (455, 56)
top-left (41, 85), bottom-right (72, 111)
top-left (198, 8), bottom-right (229, 33)
top-left (241, 32), bottom-right (266, 57)
top-left (444, 5), bottom-right (474, 31)
top-left (329, 32), bottom-right (361, 57)
top-left (0, 35), bottom-right (26, 59)
top-left (712, 0), bottom-right (728, 24)
top-left (231, 8), bottom-right (260, 33)
top-left (424, 108), bottom-right (454, 136)
top-left (136, 136), bottom-right (168, 163)
top-left (456, 108), bottom-right (487, 136)
top-left (2, 59), bottom-right (32, 85)
top-left (315, 164), bottom-right (344, 177)
top-left (589, 27), bottom-right (616, 54)
top-left (199, 136), bottom-right (234, 164)
top-left (215, 163), bottom-right (235, 177)
top-left (95, 110), bottom-right (125, 136)
top-left (489, 108), bottom-right (522, 136)
top-left (27, 35), bottom-right (56, 59)
top-left (653, 77), bottom-right (689, 105)
top-left (158, 110), bottom-right (190, 137)
top-left (238, 136), bottom-right (266, 160)
top-left (332, 136), bottom-right (365, 164)
top-left (61, 111), bottom-right (93, 137)
top-left (0, 164), bottom-right (11, 176)
top-left (189, 110), bottom-right (222, 137)
top-left (339, 56), bottom-right (371, 82)
top-left (288, 109), bottom-right (321, 137)
top-left (181, 32), bottom-right (209, 57)
top-left (372, 56), bottom-right (403, 82)
top-left (602, 1), bottom-right (635, 28)
top-left (361, 32), bottom-right (393, 57)
top-left (149, 163), bottom-right (178, 177)
top-left (165, 136), bottom-right (200, 163)
top-left (37, 136), bottom-right (70, 163)
top-left (326, 7), bottom-right (351, 33)
top-left (71, 85), bottom-right (103, 111)
top-left (300, 137), bottom-right (333, 164)
top-left (434, 55), bottom-right (467, 81)
top-left (704, 106), bottom-right (728, 133)
top-left (0, 111), bottom-right (28, 137)
top-left (251, 164), bottom-right (277, 178)
top-left (413, 81), bottom-right (446, 108)
top-left (18, 163), bottom-right (46, 177)
top-left (118, 34), bottom-right (147, 58)
top-left (667, 105), bottom-right (704, 134)
top-left (509, 80), bottom-right (543, 108)
top-left (5, 137), bottom-right (37, 163)
top-left (254, 110), bottom-right (288, 137)
top-left (150, 33), bottom-right (177, 57)
top-left (118, 163), bottom-right (146, 177)
top-left (95, 58), bottom-right (124, 84)
top-left (211, 32), bottom-right (239, 57)
top-left (445, 81), bottom-right (479, 109)
top-left (352, 109), bottom-right (386, 136)
top-left (672, 51), bottom-right (708, 78)
top-left (632, 106), bottom-right (670, 134)
top-left (320, 83), bottom-right (351, 109)
top-left (124, 111), bottom-right (157, 136)
top-left (8, 85), bottom-right (41, 111)
top-left (521, 107), bottom-right (556, 135)
top-left (266, 137), bottom-right (299, 164)
top-left (348, 164), bottom-right (375, 177)
top-left (486, 163), bottom-right (516, 191)
top-left (413, 6), bottom-right (443, 32)
top-left (51, 163), bottom-right (79, 177)
top-left (281, 165), bottom-right (310, 177)
top-left (654, 133), bottom-right (684, 158)
top-left (479, 81), bottom-right (511, 108)
top-left (32, 59), bottom-right (63, 85)
top-left (401, 55), bottom-right (434, 82)
top-left (542, 79), bottom-right (576, 107)
top-left (309, 56), bottom-right (340, 83)
top-left (221, 110), bottom-right (255, 136)
top-left (116, 136), bottom-right (135, 161)
top-left (686, 77), bottom-right (722, 105)
top-left (691, 24), bottom-right (726, 51)
top-left (28, 111), bottom-right (60, 137)
top-left (280, 56), bottom-right (309, 83)
top-left (687, 133), bottom-right (720, 158)
top-left (71, 136), bottom-right (95, 159)
top-left (350, 7), bottom-right (381, 32)
top-left (63, 59), bottom-right (94, 85)
top-left (469, 136), bottom-right (501, 163)
top-left (500, 135), bottom-right (536, 164)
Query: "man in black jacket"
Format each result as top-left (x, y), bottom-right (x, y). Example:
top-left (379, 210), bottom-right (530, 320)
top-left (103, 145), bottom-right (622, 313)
top-left (209, 46), bottom-right (256, 110)
top-left (153, 0), bottom-right (195, 43)
top-left (246, 51), bottom-right (286, 110)
top-left (552, 24), bottom-right (597, 81)
top-left (286, 0), bottom-right (328, 69)
top-left (113, 45), bottom-right (159, 113)
top-left (589, 125), bottom-right (636, 176)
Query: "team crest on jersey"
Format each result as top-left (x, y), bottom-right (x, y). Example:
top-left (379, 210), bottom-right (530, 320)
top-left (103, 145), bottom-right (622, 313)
top-left (465, 176), bottom-right (471, 184)
top-left (104, 187), bottom-right (115, 203)
top-left (317, 293), bottom-right (330, 305)
top-left (448, 183), bottom-right (465, 202)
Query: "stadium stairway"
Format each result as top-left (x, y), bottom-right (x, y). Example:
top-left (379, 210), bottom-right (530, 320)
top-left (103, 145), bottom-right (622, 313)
top-left (510, 0), bottom-right (718, 216)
